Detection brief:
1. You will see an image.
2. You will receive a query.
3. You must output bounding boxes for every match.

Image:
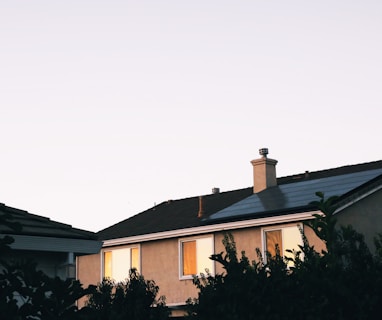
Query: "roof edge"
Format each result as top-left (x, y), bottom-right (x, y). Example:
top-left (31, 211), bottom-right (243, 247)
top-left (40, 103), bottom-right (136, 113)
top-left (278, 160), bottom-right (382, 185)
top-left (102, 211), bottom-right (319, 247)
top-left (334, 175), bottom-right (382, 213)
top-left (8, 234), bottom-right (103, 254)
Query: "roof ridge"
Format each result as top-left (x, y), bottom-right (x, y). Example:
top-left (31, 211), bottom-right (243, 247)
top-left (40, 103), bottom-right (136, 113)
top-left (162, 186), bottom-right (253, 202)
top-left (277, 160), bottom-right (382, 184)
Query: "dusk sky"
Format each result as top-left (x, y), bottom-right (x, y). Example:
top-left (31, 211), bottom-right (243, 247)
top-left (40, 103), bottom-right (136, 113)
top-left (1, 1), bottom-right (381, 232)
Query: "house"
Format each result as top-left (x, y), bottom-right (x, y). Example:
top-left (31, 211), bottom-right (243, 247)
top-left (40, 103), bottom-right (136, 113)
top-left (77, 149), bottom-right (382, 317)
top-left (0, 203), bottom-right (102, 280)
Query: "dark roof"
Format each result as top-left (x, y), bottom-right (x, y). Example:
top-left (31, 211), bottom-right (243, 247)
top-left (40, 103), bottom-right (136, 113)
top-left (98, 160), bottom-right (382, 240)
top-left (97, 187), bottom-right (253, 240)
top-left (0, 203), bottom-right (98, 240)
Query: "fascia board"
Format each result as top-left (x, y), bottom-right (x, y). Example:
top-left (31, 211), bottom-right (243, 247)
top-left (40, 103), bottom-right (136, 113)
top-left (102, 211), bottom-right (319, 248)
top-left (7, 234), bottom-right (103, 254)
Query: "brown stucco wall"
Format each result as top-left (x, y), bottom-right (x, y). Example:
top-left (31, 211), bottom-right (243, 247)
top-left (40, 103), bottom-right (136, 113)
top-left (139, 230), bottom-right (266, 312)
top-left (76, 221), bottom-right (327, 312)
top-left (214, 228), bottom-right (262, 274)
top-left (214, 224), bottom-right (325, 274)
top-left (303, 224), bottom-right (327, 253)
top-left (336, 189), bottom-right (382, 251)
top-left (77, 253), bottom-right (101, 308)
top-left (141, 238), bottom-right (198, 306)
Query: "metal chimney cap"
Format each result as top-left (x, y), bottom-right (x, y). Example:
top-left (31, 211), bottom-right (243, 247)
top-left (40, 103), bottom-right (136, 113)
top-left (259, 148), bottom-right (269, 157)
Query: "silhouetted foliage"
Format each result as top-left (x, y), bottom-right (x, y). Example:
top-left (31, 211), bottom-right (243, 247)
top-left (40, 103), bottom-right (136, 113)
top-left (0, 212), bottom-right (22, 258)
top-left (85, 269), bottom-right (169, 320)
top-left (0, 259), bottom-right (94, 319)
top-left (187, 192), bottom-right (382, 320)
top-left (1, 212), bottom-right (169, 319)
top-left (0, 213), bottom-right (95, 319)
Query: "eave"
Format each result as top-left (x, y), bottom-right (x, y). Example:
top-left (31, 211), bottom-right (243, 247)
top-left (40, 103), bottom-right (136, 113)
top-left (7, 234), bottom-right (103, 254)
top-left (102, 210), bottom-right (319, 247)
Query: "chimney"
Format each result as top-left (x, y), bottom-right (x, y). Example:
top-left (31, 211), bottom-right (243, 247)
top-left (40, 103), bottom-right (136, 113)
top-left (250, 148), bottom-right (278, 193)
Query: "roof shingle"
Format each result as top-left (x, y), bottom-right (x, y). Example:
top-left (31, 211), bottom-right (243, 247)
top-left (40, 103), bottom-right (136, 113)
top-left (0, 204), bottom-right (98, 240)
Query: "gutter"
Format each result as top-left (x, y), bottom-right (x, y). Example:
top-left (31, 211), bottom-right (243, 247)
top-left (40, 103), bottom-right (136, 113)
top-left (102, 210), bottom-right (319, 247)
top-left (7, 234), bottom-right (103, 254)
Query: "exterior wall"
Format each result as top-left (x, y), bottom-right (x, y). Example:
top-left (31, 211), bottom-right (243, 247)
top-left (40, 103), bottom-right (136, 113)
top-left (141, 223), bottom-right (325, 310)
top-left (77, 252), bottom-right (101, 287)
top-left (214, 227), bottom-right (262, 274)
top-left (76, 220), bottom-right (326, 314)
top-left (141, 238), bottom-right (198, 308)
top-left (139, 231), bottom-right (266, 314)
top-left (336, 188), bottom-right (382, 251)
top-left (77, 252), bottom-right (101, 308)
top-left (214, 223), bottom-right (325, 274)
top-left (141, 227), bottom-right (277, 308)
top-left (304, 224), bottom-right (326, 253)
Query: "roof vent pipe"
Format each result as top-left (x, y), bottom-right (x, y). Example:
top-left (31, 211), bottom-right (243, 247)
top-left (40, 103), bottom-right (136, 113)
top-left (197, 196), bottom-right (204, 218)
top-left (212, 187), bottom-right (220, 194)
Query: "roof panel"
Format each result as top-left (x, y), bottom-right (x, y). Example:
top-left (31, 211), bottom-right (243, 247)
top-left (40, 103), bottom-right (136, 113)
top-left (207, 169), bottom-right (382, 221)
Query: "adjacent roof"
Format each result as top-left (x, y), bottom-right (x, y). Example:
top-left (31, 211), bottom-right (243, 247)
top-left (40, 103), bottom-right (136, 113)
top-left (98, 160), bottom-right (382, 241)
top-left (0, 203), bottom-right (102, 254)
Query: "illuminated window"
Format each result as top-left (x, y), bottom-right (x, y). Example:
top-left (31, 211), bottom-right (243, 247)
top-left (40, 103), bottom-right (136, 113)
top-left (103, 246), bottom-right (140, 282)
top-left (263, 225), bottom-right (303, 264)
top-left (180, 236), bottom-right (214, 279)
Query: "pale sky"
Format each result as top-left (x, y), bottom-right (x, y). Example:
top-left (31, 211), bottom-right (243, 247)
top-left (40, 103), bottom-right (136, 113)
top-left (0, 0), bottom-right (381, 232)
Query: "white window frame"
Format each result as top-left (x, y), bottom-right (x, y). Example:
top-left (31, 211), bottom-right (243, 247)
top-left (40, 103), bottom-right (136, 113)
top-left (178, 235), bottom-right (215, 280)
top-left (101, 244), bottom-right (141, 282)
top-left (261, 223), bottom-right (303, 265)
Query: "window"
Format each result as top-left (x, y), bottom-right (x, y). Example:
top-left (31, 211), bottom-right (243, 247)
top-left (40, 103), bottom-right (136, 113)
top-left (103, 246), bottom-right (140, 282)
top-left (179, 236), bottom-right (214, 279)
top-left (263, 225), bottom-right (303, 264)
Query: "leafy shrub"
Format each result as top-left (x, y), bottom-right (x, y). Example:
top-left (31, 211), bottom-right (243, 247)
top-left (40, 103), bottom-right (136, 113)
top-left (85, 269), bottom-right (169, 320)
